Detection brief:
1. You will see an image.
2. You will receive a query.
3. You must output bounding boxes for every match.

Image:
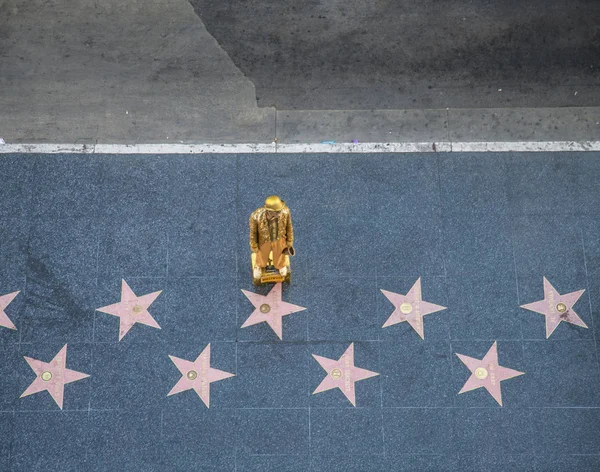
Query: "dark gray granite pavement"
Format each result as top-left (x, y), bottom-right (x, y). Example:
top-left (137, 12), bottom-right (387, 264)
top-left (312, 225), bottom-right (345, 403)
top-left (1, 152), bottom-right (600, 471)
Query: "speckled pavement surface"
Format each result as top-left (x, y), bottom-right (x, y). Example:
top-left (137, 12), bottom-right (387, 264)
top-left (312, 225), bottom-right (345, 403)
top-left (1, 151), bottom-right (600, 471)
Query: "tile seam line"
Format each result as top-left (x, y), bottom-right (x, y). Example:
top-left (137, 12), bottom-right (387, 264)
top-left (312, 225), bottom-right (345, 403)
top-left (2, 141), bottom-right (600, 154)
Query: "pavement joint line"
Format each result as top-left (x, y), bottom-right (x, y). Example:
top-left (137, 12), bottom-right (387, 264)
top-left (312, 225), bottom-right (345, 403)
top-left (1, 141), bottom-right (600, 154)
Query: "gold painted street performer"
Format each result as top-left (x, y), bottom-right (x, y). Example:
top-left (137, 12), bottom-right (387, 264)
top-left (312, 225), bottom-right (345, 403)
top-left (250, 195), bottom-right (294, 282)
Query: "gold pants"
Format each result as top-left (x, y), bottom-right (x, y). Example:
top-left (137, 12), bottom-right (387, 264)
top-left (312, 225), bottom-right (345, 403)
top-left (256, 238), bottom-right (287, 269)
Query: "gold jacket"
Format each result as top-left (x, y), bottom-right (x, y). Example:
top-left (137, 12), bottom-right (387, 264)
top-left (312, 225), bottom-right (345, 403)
top-left (249, 205), bottom-right (294, 252)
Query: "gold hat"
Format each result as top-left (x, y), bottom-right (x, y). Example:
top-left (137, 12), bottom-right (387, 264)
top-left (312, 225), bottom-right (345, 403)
top-left (264, 195), bottom-right (284, 211)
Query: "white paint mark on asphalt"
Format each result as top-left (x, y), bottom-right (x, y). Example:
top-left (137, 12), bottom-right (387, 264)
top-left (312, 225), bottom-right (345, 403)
top-left (0, 141), bottom-right (599, 154)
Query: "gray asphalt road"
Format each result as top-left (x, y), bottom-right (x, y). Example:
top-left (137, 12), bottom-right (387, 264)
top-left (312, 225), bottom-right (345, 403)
top-left (191, 0), bottom-right (600, 109)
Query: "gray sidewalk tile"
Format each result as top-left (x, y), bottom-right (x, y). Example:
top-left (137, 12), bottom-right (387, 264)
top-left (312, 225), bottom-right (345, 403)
top-left (507, 153), bottom-right (585, 216)
top-left (31, 155), bottom-right (101, 219)
top-left (534, 455), bottom-right (600, 472)
top-left (451, 408), bottom-right (536, 455)
top-left (233, 342), bottom-right (309, 408)
top-left (237, 409), bottom-right (309, 455)
top-left (88, 410), bottom-right (162, 471)
top-left (443, 213), bottom-right (514, 276)
top-left (383, 408), bottom-right (453, 455)
top-left (0, 412), bottom-right (12, 471)
top-left (530, 408), bottom-right (600, 455)
top-left (97, 218), bottom-right (168, 278)
top-left (310, 407), bottom-right (383, 455)
top-left (380, 338), bottom-right (455, 407)
top-left (439, 152), bottom-right (511, 215)
top-left (236, 455), bottom-right (309, 472)
top-left (27, 218), bottom-right (99, 279)
top-left (0, 218), bottom-right (29, 282)
top-left (90, 341), bottom-right (171, 410)
top-left (19, 276), bottom-right (96, 344)
top-left (0, 155), bottom-right (34, 218)
top-left (374, 211), bottom-right (445, 277)
top-left (521, 341), bottom-right (600, 407)
top-left (168, 215), bottom-right (237, 278)
top-left (161, 278), bottom-right (238, 343)
top-left (97, 154), bottom-right (171, 220)
top-left (457, 454), bottom-right (536, 472)
top-left (311, 455), bottom-right (389, 472)
top-left (446, 273), bottom-right (522, 341)
top-left (512, 214), bottom-right (587, 281)
top-left (162, 406), bottom-right (237, 471)
top-left (307, 277), bottom-right (379, 342)
top-left (0, 344), bottom-right (20, 410)
top-left (369, 154), bottom-right (441, 216)
top-left (10, 411), bottom-right (89, 472)
top-left (166, 155), bottom-right (236, 221)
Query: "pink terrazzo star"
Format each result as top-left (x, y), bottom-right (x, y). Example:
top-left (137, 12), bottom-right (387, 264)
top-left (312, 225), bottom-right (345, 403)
top-left (96, 279), bottom-right (162, 341)
top-left (381, 278), bottom-right (447, 339)
top-left (312, 343), bottom-right (379, 406)
top-left (241, 283), bottom-right (306, 340)
top-left (168, 344), bottom-right (235, 408)
top-left (0, 291), bottom-right (19, 330)
top-left (456, 341), bottom-right (524, 406)
top-left (20, 344), bottom-right (89, 409)
top-left (520, 277), bottom-right (587, 338)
